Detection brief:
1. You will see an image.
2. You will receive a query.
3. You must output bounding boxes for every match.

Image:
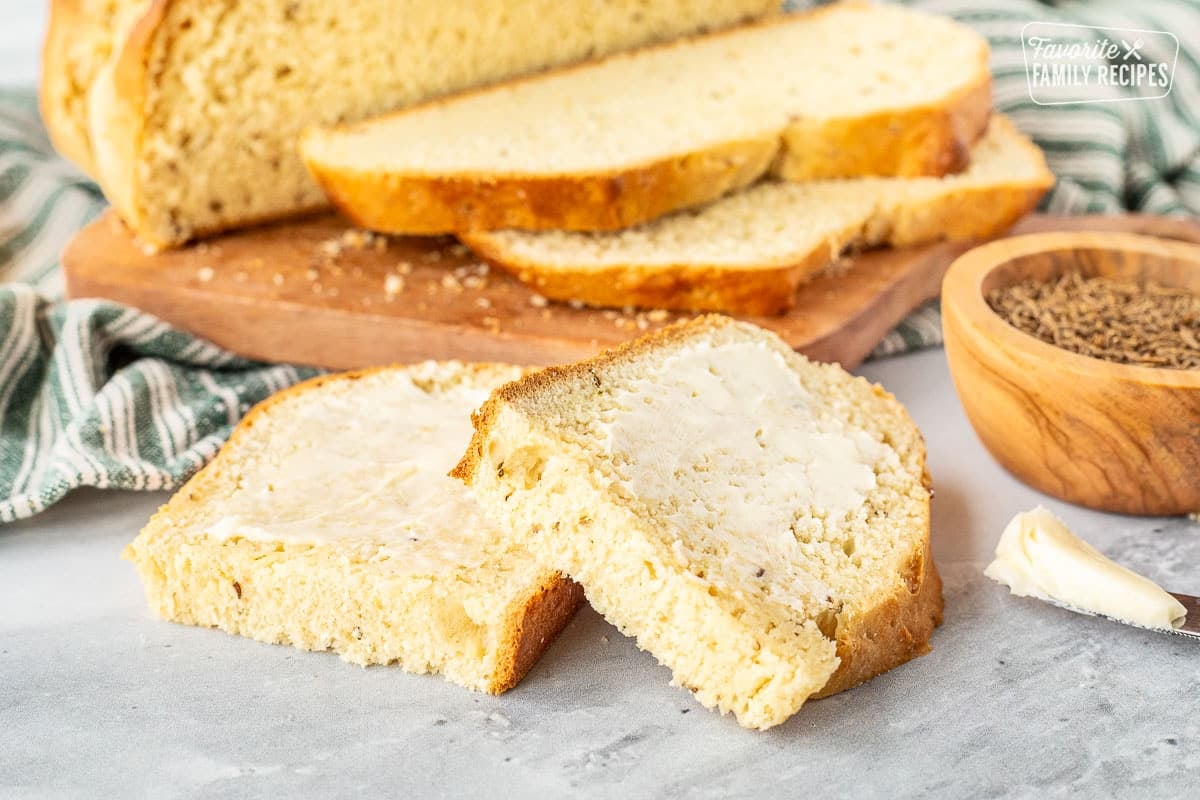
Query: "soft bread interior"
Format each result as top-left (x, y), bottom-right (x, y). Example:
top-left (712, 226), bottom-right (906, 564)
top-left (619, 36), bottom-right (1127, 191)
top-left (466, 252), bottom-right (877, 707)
top-left (456, 317), bottom-right (936, 728)
top-left (302, 4), bottom-right (986, 176)
top-left (125, 362), bottom-right (578, 693)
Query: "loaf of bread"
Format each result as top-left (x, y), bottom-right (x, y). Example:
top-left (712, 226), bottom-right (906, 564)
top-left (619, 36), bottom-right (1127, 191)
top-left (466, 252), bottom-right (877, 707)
top-left (41, 0), bottom-right (781, 248)
top-left (301, 2), bottom-right (991, 236)
top-left (123, 362), bottom-right (583, 693)
top-left (461, 116), bottom-right (1053, 314)
top-left (453, 316), bottom-right (941, 729)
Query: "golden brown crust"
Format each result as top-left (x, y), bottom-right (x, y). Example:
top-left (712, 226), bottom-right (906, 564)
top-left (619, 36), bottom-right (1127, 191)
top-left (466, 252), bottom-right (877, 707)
top-left (304, 136), bottom-right (778, 236)
top-left (40, 0), bottom-right (99, 174)
top-left (300, 7), bottom-right (992, 236)
top-left (86, 0), bottom-right (167, 241)
top-left (490, 574), bottom-right (586, 693)
top-left (453, 316), bottom-right (943, 702)
top-left (462, 233), bottom-right (833, 316)
top-left (814, 464), bottom-right (943, 698)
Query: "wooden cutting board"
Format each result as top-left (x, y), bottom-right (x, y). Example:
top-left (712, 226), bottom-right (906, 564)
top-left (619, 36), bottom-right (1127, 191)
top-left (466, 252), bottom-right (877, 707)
top-left (62, 212), bottom-right (1200, 370)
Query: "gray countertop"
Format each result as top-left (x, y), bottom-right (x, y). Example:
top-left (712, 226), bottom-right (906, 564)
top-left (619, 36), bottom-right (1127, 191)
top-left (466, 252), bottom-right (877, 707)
top-left (3, 347), bottom-right (1199, 798)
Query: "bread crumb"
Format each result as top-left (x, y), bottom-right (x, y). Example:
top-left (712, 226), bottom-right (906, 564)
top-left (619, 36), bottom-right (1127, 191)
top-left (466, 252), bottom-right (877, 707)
top-left (305, 268), bottom-right (320, 281)
top-left (442, 274), bottom-right (463, 292)
top-left (482, 316), bottom-right (501, 333)
top-left (196, 266), bottom-right (215, 283)
top-left (646, 309), bottom-right (670, 322)
top-left (475, 297), bottom-right (493, 310)
top-left (272, 273), bottom-right (285, 286)
top-left (529, 294), bottom-right (549, 308)
top-left (568, 299), bottom-right (586, 311)
top-left (384, 274), bottom-right (405, 298)
top-left (396, 261), bottom-right (413, 275)
top-left (423, 250), bottom-right (442, 262)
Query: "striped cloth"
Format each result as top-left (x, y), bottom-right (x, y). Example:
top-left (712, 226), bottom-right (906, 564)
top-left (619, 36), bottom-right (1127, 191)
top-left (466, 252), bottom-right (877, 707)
top-left (2, 0), bottom-right (1198, 521)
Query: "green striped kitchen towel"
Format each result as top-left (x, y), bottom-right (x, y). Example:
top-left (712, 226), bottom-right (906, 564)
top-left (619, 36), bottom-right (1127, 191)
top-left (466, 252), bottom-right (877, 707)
top-left (0, 89), bottom-right (319, 522)
top-left (2, 0), bottom-right (1199, 521)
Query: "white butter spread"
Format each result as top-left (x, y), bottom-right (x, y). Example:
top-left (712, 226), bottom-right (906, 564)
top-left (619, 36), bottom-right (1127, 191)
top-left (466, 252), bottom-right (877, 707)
top-left (205, 373), bottom-right (502, 574)
top-left (985, 507), bottom-right (1186, 630)
top-left (597, 340), bottom-right (897, 607)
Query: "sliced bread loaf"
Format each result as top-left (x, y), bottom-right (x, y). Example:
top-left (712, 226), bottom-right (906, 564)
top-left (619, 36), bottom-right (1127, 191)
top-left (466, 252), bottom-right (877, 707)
top-left (301, 3), bottom-right (992, 236)
top-left (461, 116), bottom-right (1053, 315)
top-left (49, 0), bottom-right (779, 248)
top-left (452, 316), bottom-right (941, 729)
top-left (123, 362), bottom-right (583, 693)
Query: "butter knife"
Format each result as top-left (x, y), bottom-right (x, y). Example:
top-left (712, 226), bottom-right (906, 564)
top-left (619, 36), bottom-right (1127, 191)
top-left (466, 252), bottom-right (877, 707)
top-left (1169, 593), bottom-right (1200, 639)
top-left (1038, 591), bottom-right (1200, 639)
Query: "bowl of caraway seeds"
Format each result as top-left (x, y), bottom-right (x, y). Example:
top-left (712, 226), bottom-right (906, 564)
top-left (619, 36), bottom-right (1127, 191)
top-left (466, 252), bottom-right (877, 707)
top-left (942, 231), bottom-right (1200, 516)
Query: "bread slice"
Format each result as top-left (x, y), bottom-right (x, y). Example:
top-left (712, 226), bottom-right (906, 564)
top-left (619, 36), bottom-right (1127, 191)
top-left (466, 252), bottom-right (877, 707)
top-left (123, 362), bottom-right (584, 693)
top-left (452, 316), bottom-right (941, 729)
top-left (300, 3), bottom-right (991, 237)
top-left (462, 116), bottom-right (1054, 315)
top-left (47, 0), bottom-right (779, 246)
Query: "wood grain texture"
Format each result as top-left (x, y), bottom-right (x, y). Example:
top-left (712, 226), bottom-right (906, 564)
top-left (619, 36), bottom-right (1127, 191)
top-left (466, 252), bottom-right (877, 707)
top-left (63, 211), bottom-right (1200, 373)
top-left (942, 229), bottom-right (1200, 516)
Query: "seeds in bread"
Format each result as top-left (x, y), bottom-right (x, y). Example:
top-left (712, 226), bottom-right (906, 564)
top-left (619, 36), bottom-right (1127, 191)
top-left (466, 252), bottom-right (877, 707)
top-left (453, 316), bottom-right (942, 729)
top-left (301, 3), bottom-right (992, 236)
top-left (123, 362), bottom-right (583, 694)
top-left (53, 0), bottom-right (780, 247)
top-left (461, 116), bottom-right (1054, 315)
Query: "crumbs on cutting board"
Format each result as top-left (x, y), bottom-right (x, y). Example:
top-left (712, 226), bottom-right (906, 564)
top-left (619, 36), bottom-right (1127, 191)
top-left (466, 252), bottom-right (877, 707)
top-left (291, 227), bottom-right (688, 329)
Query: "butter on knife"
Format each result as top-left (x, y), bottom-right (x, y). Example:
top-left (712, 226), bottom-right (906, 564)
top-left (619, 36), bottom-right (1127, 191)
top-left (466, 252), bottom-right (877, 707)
top-left (985, 507), bottom-right (1187, 632)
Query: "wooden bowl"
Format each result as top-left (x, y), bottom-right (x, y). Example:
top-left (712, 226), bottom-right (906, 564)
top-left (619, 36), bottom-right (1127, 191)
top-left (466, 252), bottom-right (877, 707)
top-left (942, 231), bottom-right (1200, 516)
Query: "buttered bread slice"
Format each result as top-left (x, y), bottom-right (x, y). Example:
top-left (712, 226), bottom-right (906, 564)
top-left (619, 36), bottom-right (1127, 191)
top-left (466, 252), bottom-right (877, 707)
top-left (463, 117), bottom-right (1053, 314)
top-left (453, 317), bottom-right (941, 728)
top-left (301, 2), bottom-right (990, 235)
top-left (124, 363), bottom-right (583, 693)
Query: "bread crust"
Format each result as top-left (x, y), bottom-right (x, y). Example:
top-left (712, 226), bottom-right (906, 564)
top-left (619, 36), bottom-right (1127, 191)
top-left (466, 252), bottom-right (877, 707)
top-left (814, 463), bottom-right (942, 698)
top-left (304, 135), bottom-right (780, 236)
top-left (462, 231), bottom-right (837, 316)
top-left (453, 315), bottom-right (943, 706)
top-left (86, 0), bottom-right (165, 243)
top-left (40, 0), bottom-right (100, 175)
top-left (125, 362), bottom-right (582, 694)
top-left (300, 7), bottom-right (992, 236)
